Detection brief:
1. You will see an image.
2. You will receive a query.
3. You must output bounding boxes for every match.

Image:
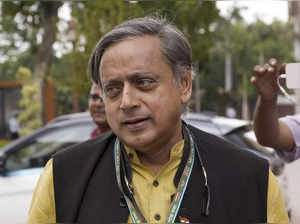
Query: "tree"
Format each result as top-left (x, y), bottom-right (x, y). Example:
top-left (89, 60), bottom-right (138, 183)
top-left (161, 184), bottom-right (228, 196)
top-left (16, 67), bottom-right (42, 135)
top-left (201, 10), bottom-right (294, 119)
top-left (0, 51), bottom-right (35, 81)
top-left (68, 0), bottom-right (220, 112)
top-left (1, 1), bottom-right (63, 123)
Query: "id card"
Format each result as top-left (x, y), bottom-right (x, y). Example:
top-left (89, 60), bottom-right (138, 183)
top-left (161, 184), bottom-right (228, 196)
top-left (286, 63), bottom-right (300, 89)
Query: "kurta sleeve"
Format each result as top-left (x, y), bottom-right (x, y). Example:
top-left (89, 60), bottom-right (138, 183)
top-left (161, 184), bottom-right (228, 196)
top-left (267, 169), bottom-right (289, 224)
top-left (27, 159), bottom-right (56, 224)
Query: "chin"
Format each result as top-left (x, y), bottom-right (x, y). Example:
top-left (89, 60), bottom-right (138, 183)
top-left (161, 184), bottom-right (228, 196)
top-left (119, 132), bottom-right (157, 151)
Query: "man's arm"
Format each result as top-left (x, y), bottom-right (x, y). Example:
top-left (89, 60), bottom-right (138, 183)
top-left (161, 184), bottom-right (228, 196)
top-left (253, 97), bottom-right (295, 151)
top-left (251, 58), bottom-right (296, 152)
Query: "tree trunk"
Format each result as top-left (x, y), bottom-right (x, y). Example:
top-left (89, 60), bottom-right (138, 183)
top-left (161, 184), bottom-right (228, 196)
top-left (34, 2), bottom-right (62, 124)
top-left (225, 52), bottom-right (232, 93)
top-left (241, 75), bottom-right (249, 120)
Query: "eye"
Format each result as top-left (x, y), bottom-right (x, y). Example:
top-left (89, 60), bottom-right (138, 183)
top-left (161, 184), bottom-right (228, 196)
top-left (89, 94), bottom-right (102, 102)
top-left (136, 78), bottom-right (156, 90)
top-left (104, 85), bottom-right (122, 99)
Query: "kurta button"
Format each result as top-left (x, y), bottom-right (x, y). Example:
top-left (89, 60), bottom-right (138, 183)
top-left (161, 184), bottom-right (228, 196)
top-left (128, 153), bottom-right (134, 160)
top-left (154, 214), bottom-right (161, 221)
top-left (153, 180), bottom-right (159, 187)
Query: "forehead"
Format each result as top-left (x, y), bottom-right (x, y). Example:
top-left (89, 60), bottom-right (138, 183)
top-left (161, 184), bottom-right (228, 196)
top-left (100, 35), bottom-right (164, 77)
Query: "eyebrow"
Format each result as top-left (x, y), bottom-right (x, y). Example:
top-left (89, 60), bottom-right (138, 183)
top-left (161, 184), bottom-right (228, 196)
top-left (102, 72), bottom-right (159, 85)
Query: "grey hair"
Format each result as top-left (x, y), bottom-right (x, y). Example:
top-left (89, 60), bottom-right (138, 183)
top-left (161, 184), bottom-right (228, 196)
top-left (88, 16), bottom-right (193, 88)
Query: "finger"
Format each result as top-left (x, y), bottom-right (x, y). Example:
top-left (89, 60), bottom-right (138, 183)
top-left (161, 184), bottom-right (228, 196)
top-left (250, 76), bottom-right (256, 84)
top-left (279, 63), bottom-right (286, 75)
top-left (269, 58), bottom-right (278, 68)
top-left (253, 65), bottom-right (265, 76)
top-left (253, 65), bottom-right (260, 73)
top-left (250, 76), bottom-right (259, 89)
top-left (265, 62), bottom-right (276, 77)
top-left (264, 63), bottom-right (270, 70)
top-left (267, 66), bottom-right (275, 74)
top-left (251, 76), bottom-right (264, 93)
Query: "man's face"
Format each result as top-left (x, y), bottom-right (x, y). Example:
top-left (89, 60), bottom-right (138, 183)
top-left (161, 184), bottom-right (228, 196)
top-left (100, 35), bottom-right (191, 152)
top-left (89, 84), bottom-right (107, 127)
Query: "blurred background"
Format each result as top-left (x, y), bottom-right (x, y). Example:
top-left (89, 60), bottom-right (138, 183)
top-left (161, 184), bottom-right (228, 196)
top-left (0, 0), bottom-right (299, 223)
top-left (1, 0), bottom-right (299, 136)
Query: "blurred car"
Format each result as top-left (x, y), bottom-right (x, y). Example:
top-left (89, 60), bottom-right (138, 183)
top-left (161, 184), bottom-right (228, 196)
top-left (182, 112), bottom-right (284, 174)
top-left (183, 113), bottom-right (276, 158)
top-left (0, 112), bottom-right (283, 223)
top-left (0, 112), bottom-right (96, 223)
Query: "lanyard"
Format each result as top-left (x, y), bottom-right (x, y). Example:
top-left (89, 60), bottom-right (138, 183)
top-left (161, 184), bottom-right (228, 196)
top-left (114, 127), bottom-right (195, 223)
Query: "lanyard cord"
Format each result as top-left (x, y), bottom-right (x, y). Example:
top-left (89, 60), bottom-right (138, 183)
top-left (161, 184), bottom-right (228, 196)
top-left (114, 126), bottom-right (196, 224)
top-left (114, 138), bottom-right (146, 223)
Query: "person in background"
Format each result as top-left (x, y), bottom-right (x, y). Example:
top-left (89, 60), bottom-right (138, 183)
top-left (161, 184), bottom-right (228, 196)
top-left (27, 16), bottom-right (288, 224)
top-left (8, 112), bottom-right (20, 140)
top-left (251, 58), bottom-right (300, 162)
top-left (88, 82), bottom-right (110, 138)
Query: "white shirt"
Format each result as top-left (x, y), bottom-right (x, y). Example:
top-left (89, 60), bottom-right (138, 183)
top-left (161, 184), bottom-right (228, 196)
top-left (9, 117), bottom-right (20, 133)
top-left (279, 114), bottom-right (300, 162)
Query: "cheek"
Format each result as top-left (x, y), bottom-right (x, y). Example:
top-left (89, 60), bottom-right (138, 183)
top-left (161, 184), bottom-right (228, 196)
top-left (148, 94), bottom-right (181, 120)
top-left (105, 104), bottom-right (119, 126)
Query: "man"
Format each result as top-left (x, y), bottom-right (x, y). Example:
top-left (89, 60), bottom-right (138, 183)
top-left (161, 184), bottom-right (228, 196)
top-left (8, 112), bottom-right (20, 139)
top-left (27, 17), bottom-right (288, 224)
top-left (251, 58), bottom-right (300, 162)
top-left (88, 82), bottom-right (110, 138)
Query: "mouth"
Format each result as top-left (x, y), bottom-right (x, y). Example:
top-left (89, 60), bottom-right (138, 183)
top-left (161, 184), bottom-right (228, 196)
top-left (122, 117), bottom-right (150, 130)
top-left (93, 109), bottom-right (105, 114)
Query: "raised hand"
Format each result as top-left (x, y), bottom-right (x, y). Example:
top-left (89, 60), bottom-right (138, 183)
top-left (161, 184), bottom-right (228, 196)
top-left (251, 58), bottom-right (285, 102)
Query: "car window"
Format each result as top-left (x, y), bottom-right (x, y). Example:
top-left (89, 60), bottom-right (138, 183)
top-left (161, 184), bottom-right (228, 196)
top-left (5, 122), bottom-right (94, 172)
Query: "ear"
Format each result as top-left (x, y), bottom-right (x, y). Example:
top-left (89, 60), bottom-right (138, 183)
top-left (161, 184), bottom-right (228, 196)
top-left (179, 70), bottom-right (192, 104)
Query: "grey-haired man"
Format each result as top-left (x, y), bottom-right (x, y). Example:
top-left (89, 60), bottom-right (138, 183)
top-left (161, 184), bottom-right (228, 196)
top-left (28, 17), bottom-right (288, 224)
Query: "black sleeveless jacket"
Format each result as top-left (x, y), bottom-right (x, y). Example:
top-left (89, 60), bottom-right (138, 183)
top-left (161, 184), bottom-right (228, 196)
top-left (53, 125), bottom-right (268, 224)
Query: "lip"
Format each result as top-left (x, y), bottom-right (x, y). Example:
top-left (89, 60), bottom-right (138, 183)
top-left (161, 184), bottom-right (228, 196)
top-left (121, 116), bottom-right (150, 131)
top-left (94, 111), bottom-right (105, 114)
top-left (92, 110), bottom-right (105, 114)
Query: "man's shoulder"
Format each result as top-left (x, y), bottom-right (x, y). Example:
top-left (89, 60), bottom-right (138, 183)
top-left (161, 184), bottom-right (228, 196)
top-left (189, 124), bottom-right (268, 166)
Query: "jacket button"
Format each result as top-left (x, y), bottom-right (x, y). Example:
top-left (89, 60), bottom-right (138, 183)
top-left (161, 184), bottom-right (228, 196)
top-left (154, 214), bottom-right (161, 221)
top-left (120, 196), bottom-right (126, 207)
top-left (153, 180), bottom-right (159, 187)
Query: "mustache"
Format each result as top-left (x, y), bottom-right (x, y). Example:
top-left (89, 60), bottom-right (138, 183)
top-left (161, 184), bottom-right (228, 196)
top-left (121, 115), bottom-right (150, 124)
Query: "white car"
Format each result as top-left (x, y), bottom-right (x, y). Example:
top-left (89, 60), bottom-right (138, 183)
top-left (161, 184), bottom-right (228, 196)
top-left (0, 112), bottom-right (96, 223)
top-left (0, 112), bottom-right (283, 223)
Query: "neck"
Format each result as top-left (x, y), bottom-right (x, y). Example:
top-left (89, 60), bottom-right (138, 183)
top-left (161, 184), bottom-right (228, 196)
top-left (136, 147), bottom-right (171, 175)
top-left (136, 131), bottom-right (183, 175)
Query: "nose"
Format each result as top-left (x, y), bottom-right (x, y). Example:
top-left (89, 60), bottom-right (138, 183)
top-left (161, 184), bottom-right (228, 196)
top-left (120, 84), bottom-right (139, 111)
top-left (96, 97), bottom-right (104, 105)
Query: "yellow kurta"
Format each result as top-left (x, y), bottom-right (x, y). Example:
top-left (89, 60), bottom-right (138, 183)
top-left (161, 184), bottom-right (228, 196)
top-left (27, 140), bottom-right (289, 224)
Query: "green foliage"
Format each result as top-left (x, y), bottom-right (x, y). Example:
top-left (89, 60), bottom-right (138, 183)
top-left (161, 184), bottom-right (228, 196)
top-left (66, 0), bottom-right (219, 114)
top-left (16, 67), bottom-right (42, 135)
top-left (1, 1), bottom-right (295, 119)
top-left (200, 9), bottom-right (294, 116)
top-left (0, 51), bottom-right (35, 81)
top-left (0, 1), bottom-right (40, 58)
